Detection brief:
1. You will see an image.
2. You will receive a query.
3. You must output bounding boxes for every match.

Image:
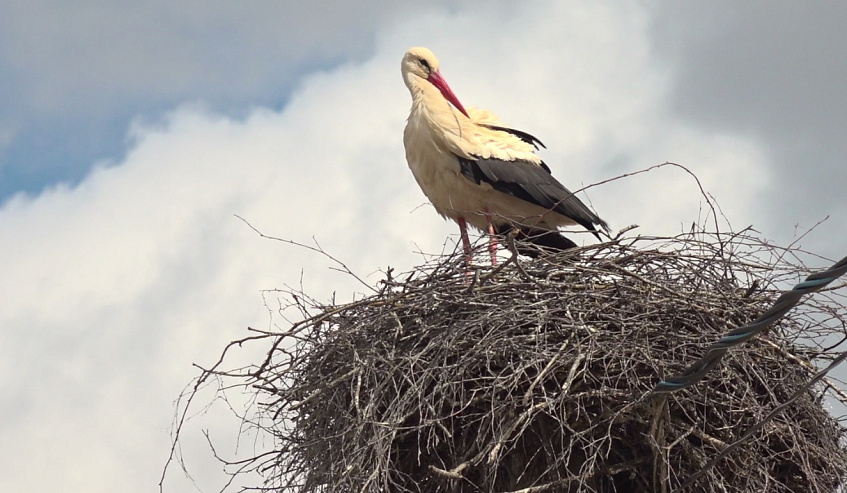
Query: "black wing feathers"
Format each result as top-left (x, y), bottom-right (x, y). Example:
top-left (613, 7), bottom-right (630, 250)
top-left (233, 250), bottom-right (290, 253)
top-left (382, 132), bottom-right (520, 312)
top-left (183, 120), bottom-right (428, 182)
top-left (480, 124), bottom-right (546, 150)
top-left (493, 223), bottom-right (579, 255)
top-left (458, 155), bottom-right (605, 240)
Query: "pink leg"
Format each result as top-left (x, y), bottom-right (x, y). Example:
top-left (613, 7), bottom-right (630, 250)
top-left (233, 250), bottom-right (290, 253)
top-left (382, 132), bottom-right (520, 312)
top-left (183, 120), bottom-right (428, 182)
top-left (457, 216), bottom-right (472, 265)
top-left (485, 209), bottom-right (498, 266)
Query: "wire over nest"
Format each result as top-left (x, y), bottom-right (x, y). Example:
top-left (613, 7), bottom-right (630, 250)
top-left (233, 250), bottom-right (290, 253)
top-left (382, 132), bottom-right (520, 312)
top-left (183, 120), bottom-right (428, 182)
top-left (180, 228), bottom-right (847, 493)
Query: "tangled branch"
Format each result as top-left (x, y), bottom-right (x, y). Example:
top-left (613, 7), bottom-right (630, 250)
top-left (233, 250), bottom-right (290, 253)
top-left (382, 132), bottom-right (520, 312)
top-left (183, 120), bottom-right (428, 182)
top-left (167, 225), bottom-right (847, 493)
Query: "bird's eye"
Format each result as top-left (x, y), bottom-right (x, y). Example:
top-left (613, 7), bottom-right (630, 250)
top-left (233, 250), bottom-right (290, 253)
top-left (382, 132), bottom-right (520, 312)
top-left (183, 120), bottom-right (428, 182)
top-left (419, 58), bottom-right (431, 72)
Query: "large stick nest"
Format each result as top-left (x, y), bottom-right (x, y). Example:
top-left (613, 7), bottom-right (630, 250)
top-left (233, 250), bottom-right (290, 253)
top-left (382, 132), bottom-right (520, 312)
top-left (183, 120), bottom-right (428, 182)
top-left (215, 230), bottom-right (847, 492)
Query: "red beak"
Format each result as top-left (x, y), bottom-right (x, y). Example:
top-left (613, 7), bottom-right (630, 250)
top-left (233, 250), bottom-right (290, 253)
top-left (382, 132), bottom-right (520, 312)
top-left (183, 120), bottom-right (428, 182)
top-left (427, 71), bottom-right (469, 118)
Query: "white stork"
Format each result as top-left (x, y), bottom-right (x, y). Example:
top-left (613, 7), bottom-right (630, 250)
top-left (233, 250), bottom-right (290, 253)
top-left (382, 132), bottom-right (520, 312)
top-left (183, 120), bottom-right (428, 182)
top-left (401, 47), bottom-right (609, 265)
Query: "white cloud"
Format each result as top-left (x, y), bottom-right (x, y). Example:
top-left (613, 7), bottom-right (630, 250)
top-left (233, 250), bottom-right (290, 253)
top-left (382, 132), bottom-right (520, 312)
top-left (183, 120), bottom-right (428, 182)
top-left (0, 2), bottom-right (791, 492)
top-left (0, 53), bottom-right (428, 493)
top-left (0, 0), bottom-right (503, 114)
top-left (0, 0), bottom-right (512, 203)
top-left (648, 2), bottom-right (847, 249)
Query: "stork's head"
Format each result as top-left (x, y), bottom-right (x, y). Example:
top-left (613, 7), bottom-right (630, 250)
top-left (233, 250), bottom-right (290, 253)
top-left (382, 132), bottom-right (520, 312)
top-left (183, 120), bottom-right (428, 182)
top-left (402, 47), bottom-right (469, 118)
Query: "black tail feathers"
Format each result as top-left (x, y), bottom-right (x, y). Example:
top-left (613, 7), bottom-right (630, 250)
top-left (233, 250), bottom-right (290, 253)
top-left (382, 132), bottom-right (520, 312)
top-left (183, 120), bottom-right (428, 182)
top-left (493, 224), bottom-right (578, 258)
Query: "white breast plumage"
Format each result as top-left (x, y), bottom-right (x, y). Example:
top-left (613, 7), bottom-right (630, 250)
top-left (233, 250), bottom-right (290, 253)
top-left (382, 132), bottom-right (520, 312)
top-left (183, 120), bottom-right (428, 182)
top-left (401, 46), bottom-right (609, 267)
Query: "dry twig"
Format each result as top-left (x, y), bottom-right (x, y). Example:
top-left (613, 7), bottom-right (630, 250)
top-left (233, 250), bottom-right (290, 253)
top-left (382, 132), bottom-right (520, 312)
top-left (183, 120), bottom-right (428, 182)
top-left (169, 228), bottom-right (847, 493)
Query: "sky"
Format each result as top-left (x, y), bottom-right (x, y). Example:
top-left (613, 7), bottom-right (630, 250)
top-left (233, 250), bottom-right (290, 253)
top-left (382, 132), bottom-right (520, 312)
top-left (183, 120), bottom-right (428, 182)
top-left (1, 1), bottom-right (846, 492)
